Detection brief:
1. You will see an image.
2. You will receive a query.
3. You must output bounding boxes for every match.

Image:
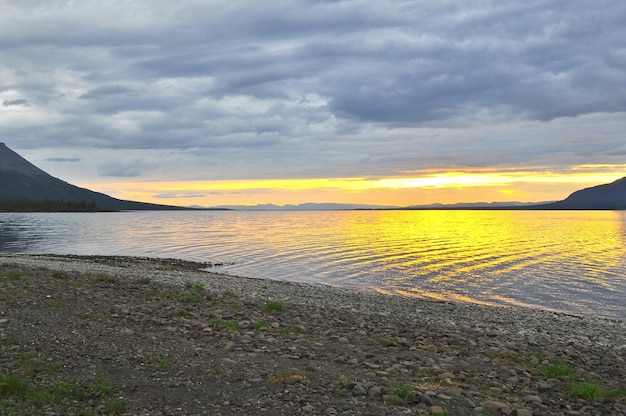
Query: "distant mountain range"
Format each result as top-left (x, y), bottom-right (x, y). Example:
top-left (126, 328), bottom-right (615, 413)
top-left (1, 142), bottom-right (625, 211)
top-left (211, 203), bottom-right (399, 211)
top-left (0, 142), bottom-right (188, 211)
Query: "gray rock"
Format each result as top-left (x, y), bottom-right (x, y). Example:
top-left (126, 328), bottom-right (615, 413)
top-left (351, 383), bottom-right (367, 396)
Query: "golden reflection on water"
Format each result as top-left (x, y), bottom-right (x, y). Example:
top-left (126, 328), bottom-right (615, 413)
top-left (3, 210), bottom-right (625, 318)
top-left (334, 210), bottom-right (625, 311)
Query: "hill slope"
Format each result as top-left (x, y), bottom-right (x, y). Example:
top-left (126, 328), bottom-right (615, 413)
top-left (0, 143), bottom-right (186, 211)
top-left (536, 177), bottom-right (626, 210)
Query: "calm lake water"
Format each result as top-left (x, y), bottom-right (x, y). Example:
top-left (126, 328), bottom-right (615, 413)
top-left (1, 210), bottom-right (625, 320)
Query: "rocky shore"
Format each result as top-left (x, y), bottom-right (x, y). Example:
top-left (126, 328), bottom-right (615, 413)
top-left (1, 254), bottom-right (625, 415)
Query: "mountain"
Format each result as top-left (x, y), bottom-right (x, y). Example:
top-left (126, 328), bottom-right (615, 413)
top-left (212, 202), bottom-right (398, 211)
top-left (404, 201), bottom-right (547, 210)
top-left (535, 177), bottom-right (626, 210)
top-left (0, 142), bottom-right (187, 211)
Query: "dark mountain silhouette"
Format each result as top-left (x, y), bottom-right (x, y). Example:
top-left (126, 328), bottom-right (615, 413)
top-left (0, 142), bottom-right (187, 211)
top-left (533, 177), bottom-right (626, 210)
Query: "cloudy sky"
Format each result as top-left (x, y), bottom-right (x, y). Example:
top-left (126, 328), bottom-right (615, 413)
top-left (2, 0), bottom-right (626, 207)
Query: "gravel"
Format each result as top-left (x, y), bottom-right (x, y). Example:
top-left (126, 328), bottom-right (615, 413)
top-left (1, 254), bottom-right (625, 415)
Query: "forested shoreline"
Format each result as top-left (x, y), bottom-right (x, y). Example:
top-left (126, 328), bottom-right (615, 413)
top-left (0, 198), bottom-right (105, 212)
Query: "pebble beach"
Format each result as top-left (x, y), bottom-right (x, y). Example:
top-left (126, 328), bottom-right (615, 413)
top-left (1, 254), bottom-right (625, 415)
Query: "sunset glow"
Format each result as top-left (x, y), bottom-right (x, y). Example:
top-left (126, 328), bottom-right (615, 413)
top-left (82, 165), bottom-right (626, 207)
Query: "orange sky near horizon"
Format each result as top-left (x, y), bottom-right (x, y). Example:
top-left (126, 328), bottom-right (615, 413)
top-left (80, 166), bottom-right (626, 207)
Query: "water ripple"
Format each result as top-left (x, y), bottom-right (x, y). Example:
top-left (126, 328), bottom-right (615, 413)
top-left (1, 210), bottom-right (625, 319)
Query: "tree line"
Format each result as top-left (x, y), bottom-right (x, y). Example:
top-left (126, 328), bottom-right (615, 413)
top-left (0, 198), bottom-right (104, 212)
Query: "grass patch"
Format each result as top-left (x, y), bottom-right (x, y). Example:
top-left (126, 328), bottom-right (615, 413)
top-left (185, 283), bottom-right (204, 293)
top-left (51, 270), bottom-right (69, 279)
top-left (253, 321), bottom-right (268, 330)
top-left (264, 301), bottom-right (284, 312)
top-left (94, 274), bottom-right (117, 283)
top-left (388, 384), bottom-right (418, 404)
top-left (0, 371), bottom-right (119, 413)
top-left (105, 398), bottom-right (127, 415)
top-left (539, 362), bottom-right (573, 378)
top-left (209, 318), bottom-right (240, 331)
top-left (44, 298), bottom-right (72, 309)
top-left (332, 376), bottom-right (348, 396)
top-left (154, 359), bottom-right (170, 371)
top-left (86, 376), bottom-right (113, 398)
top-left (223, 321), bottom-right (240, 331)
top-left (1, 271), bottom-right (25, 279)
top-left (605, 387), bottom-right (626, 402)
top-left (183, 295), bottom-right (201, 304)
top-left (0, 374), bottom-right (27, 398)
top-left (17, 353), bottom-right (46, 373)
top-left (28, 381), bottom-right (82, 406)
top-left (569, 379), bottom-right (602, 402)
top-left (2, 333), bottom-right (23, 345)
top-left (136, 277), bottom-right (151, 284)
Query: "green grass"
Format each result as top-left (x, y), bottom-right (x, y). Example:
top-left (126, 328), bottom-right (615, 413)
top-left (183, 295), bottom-right (201, 304)
top-left (0, 371), bottom-right (119, 414)
top-left (332, 377), bottom-right (348, 396)
top-left (154, 359), bottom-right (170, 371)
top-left (105, 398), bottom-right (127, 415)
top-left (264, 301), bottom-right (284, 312)
top-left (28, 381), bottom-right (82, 406)
top-left (86, 376), bottom-right (113, 398)
top-left (569, 379), bottom-right (602, 402)
top-left (185, 283), bottom-right (204, 293)
top-left (17, 353), bottom-right (45, 373)
top-left (604, 387), bottom-right (626, 402)
top-left (1, 271), bottom-right (25, 279)
top-left (388, 384), bottom-right (418, 404)
top-left (223, 321), bottom-right (240, 331)
top-left (0, 374), bottom-right (27, 398)
top-left (253, 321), bottom-right (268, 330)
top-left (136, 277), bottom-right (151, 284)
top-left (51, 270), bottom-right (69, 279)
top-left (209, 318), bottom-right (240, 331)
top-left (1, 333), bottom-right (23, 345)
top-left (94, 274), bottom-right (117, 283)
top-left (539, 362), bottom-right (573, 378)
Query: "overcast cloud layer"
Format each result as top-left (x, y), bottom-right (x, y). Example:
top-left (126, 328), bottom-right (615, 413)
top-left (1, 1), bottom-right (626, 192)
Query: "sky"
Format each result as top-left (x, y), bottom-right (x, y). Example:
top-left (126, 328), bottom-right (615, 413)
top-left (1, 0), bottom-right (626, 207)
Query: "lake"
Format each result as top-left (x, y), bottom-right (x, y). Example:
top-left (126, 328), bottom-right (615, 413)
top-left (1, 210), bottom-right (625, 320)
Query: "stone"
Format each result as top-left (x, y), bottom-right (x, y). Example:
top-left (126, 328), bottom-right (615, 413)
top-left (430, 406), bottom-right (445, 415)
top-left (523, 394), bottom-right (542, 404)
top-left (513, 409), bottom-right (533, 416)
top-left (283, 375), bottom-right (306, 385)
top-left (368, 386), bottom-right (383, 398)
top-left (383, 394), bottom-right (406, 406)
top-left (418, 393), bottom-right (434, 406)
top-left (352, 383), bottom-right (367, 396)
top-left (484, 401), bottom-right (510, 412)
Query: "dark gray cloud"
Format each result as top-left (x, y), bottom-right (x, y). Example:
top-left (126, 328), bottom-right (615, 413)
top-left (2, 99), bottom-right (29, 107)
top-left (44, 157), bottom-right (81, 163)
top-left (1, 0), bottom-right (625, 185)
